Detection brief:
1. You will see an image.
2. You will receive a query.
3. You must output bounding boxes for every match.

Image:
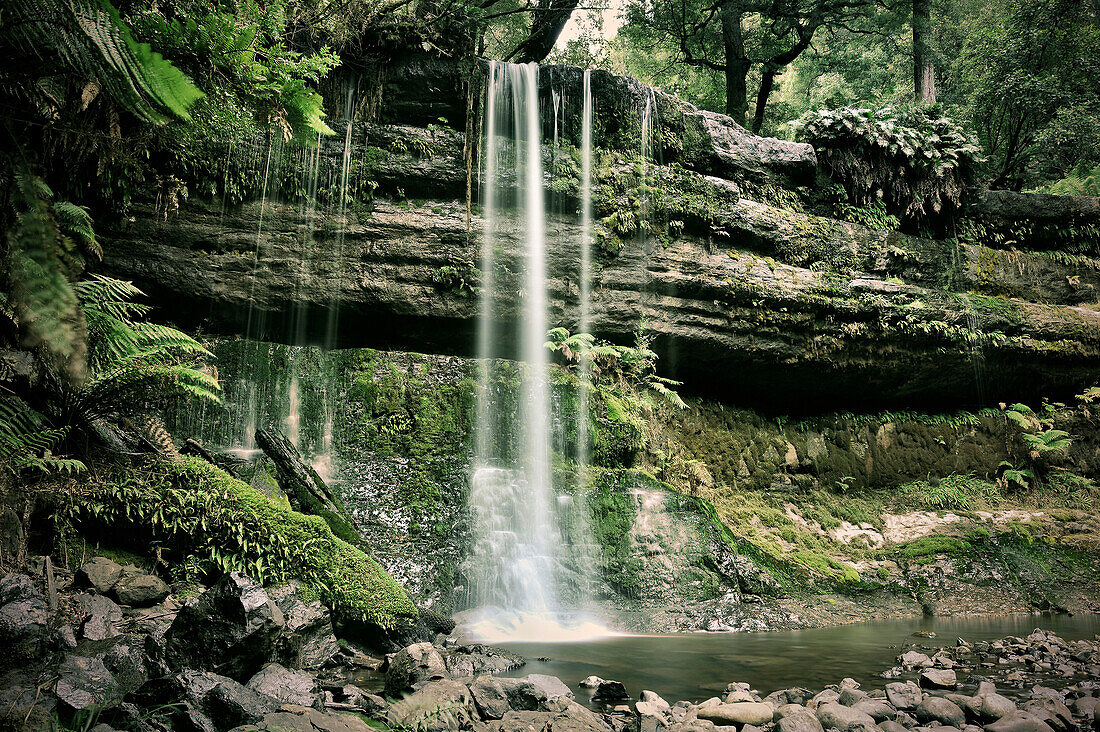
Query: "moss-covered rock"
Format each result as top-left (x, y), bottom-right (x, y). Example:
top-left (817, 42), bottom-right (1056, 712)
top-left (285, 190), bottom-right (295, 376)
top-left (57, 457), bottom-right (419, 630)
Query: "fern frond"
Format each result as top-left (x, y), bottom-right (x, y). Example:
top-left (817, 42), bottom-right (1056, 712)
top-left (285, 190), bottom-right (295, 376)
top-left (4, 0), bottom-right (203, 123)
top-left (6, 170), bottom-right (87, 382)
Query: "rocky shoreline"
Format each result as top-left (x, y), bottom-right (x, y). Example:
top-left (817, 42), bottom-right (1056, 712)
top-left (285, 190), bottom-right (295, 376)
top-left (2, 556), bottom-right (1099, 732)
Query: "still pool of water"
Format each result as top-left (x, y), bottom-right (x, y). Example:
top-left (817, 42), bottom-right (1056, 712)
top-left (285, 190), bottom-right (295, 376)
top-left (495, 614), bottom-right (1100, 706)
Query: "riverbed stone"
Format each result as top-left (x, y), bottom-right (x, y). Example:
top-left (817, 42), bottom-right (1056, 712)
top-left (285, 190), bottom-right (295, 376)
top-left (638, 699), bottom-right (674, 732)
top-left (111, 566), bottom-right (170, 607)
top-left (698, 702), bottom-right (775, 726)
top-left (228, 704), bottom-right (373, 731)
top-left (887, 682), bottom-right (923, 710)
top-left (817, 702), bottom-right (878, 730)
top-left (593, 680), bottom-right (630, 701)
top-left (580, 676), bottom-right (605, 688)
top-left (840, 689), bottom-right (870, 706)
top-left (1021, 700), bottom-right (1073, 732)
top-left (984, 712), bottom-right (1057, 732)
top-left (853, 699), bottom-right (895, 722)
top-left (767, 689), bottom-right (814, 707)
top-left (77, 557), bottom-right (123, 594)
top-left (165, 572), bottom-right (285, 682)
top-left (385, 679), bottom-right (478, 732)
top-left (920, 669), bottom-right (958, 689)
top-left (900, 652), bottom-right (934, 669)
top-left (776, 709), bottom-right (825, 732)
top-left (247, 663), bottom-right (320, 707)
top-left (879, 721), bottom-right (909, 732)
top-left (916, 697), bottom-right (967, 727)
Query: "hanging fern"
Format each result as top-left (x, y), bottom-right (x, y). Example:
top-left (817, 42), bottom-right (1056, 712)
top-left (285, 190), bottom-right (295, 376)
top-left (5, 171), bottom-right (88, 383)
top-left (792, 107), bottom-right (983, 223)
top-left (0, 396), bottom-right (85, 475)
top-left (2, 0), bottom-right (203, 123)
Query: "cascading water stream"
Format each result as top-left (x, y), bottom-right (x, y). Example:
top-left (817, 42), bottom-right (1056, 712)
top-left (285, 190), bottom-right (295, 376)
top-left (463, 61), bottom-right (610, 643)
top-left (577, 70), bottom-right (594, 472)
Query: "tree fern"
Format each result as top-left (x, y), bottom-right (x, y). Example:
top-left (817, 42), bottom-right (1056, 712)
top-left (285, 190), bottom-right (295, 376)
top-left (0, 396), bottom-right (85, 475)
top-left (6, 171), bottom-right (87, 382)
top-left (3, 0), bottom-right (203, 123)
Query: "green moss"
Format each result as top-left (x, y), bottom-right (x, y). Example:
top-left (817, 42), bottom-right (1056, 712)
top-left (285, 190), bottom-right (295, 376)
top-left (790, 551), bottom-right (861, 584)
top-left (896, 535), bottom-right (969, 559)
top-left (60, 457), bottom-right (418, 628)
top-left (586, 472), bottom-right (643, 596)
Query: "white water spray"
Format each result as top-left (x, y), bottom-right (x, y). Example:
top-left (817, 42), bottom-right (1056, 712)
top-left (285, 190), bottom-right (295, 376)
top-left (463, 62), bottom-right (611, 643)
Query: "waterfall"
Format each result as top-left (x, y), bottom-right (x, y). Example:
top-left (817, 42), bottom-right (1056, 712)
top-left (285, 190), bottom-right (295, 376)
top-left (462, 61), bottom-right (610, 643)
top-left (577, 70), bottom-right (594, 471)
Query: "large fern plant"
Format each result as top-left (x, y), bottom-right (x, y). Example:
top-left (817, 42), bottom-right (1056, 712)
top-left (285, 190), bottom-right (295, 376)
top-left (2, 275), bottom-right (220, 480)
top-left (792, 107), bottom-right (983, 224)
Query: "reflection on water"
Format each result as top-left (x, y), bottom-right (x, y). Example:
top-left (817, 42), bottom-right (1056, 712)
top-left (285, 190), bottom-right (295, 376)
top-left (498, 614), bottom-right (1100, 707)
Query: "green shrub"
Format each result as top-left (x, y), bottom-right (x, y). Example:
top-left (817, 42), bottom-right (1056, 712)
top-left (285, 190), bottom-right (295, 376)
top-left (792, 107), bottom-right (982, 222)
top-left (58, 456), bottom-right (417, 628)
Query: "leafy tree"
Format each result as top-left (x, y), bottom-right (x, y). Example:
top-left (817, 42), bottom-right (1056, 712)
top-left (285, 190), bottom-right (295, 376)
top-left (618, 0), bottom-right (878, 131)
top-left (947, 0), bottom-right (1100, 188)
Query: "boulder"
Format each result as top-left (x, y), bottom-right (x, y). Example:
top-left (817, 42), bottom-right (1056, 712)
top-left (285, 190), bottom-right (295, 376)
top-left (984, 711), bottom-right (1057, 732)
top-left (919, 669), bottom-right (958, 690)
top-left (1021, 700), bottom-right (1073, 732)
top-left (165, 572), bottom-right (285, 681)
top-left (131, 668), bottom-right (279, 731)
top-left (593, 680), bottom-right (629, 702)
top-left (698, 702), bottom-right (775, 726)
top-left (384, 642), bottom-right (447, 695)
top-left (852, 699), bottom-right (895, 722)
top-left (77, 558), bottom-right (123, 594)
top-left (470, 675), bottom-right (514, 720)
top-left (76, 594), bottom-right (123, 642)
top-left (766, 689), bottom-right (815, 707)
top-left (637, 697), bottom-right (674, 732)
top-left (776, 709), bottom-right (825, 732)
top-left (979, 693), bottom-right (1017, 722)
top-left (111, 566), bottom-right (170, 607)
top-left (916, 697), bottom-right (967, 728)
top-left (880, 722), bottom-right (909, 732)
top-left (817, 702), bottom-right (877, 731)
top-left (247, 663), bottom-right (320, 708)
top-left (886, 682), bottom-right (923, 710)
top-left (899, 652), bottom-right (934, 669)
top-left (579, 676), bottom-right (605, 688)
top-left (268, 582), bottom-right (339, 670)
top-left (442, 643), bottom-right (526, 677)
top-left (228, 704), bottom-right (373, 731)
top-left (55, 653), bottom-right (122, 714)
top-left (0, 574), bottom-right (48, 665)
top-left (385, 679), bottom-right (478, 732)
top-left (469, 673), bottom-right (574, 719)
top-left (840, 689), bottom-right (870, 706)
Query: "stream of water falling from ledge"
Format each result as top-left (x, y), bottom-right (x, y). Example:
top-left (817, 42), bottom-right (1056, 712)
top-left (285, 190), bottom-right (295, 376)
top-left (463, 61), bottom-right (610, 643)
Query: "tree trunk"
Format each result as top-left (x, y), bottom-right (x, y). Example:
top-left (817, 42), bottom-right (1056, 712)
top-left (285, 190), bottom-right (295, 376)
top-left (721, 0), bottom-right (750, 127)
top-left (913, 0), bottom-right (936, 103)
top-left (752, 67), bottom-right (777, 133)
top-left (255, 426), bottom-right (340, 514)
top-left (509, 0), bottom-right (581, 63)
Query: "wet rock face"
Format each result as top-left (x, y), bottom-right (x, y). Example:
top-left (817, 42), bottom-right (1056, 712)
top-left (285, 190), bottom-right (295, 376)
top-left (102, 187), bottom-right (1100, 411)
top-left (0, 573), bottom-right (52, 667)
top-left (165, 572), bottom-right (286, 681)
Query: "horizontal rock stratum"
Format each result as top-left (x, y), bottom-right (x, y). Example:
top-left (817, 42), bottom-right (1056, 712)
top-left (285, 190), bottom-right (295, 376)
top-left (98, 61), bottom-right (1100, 410)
